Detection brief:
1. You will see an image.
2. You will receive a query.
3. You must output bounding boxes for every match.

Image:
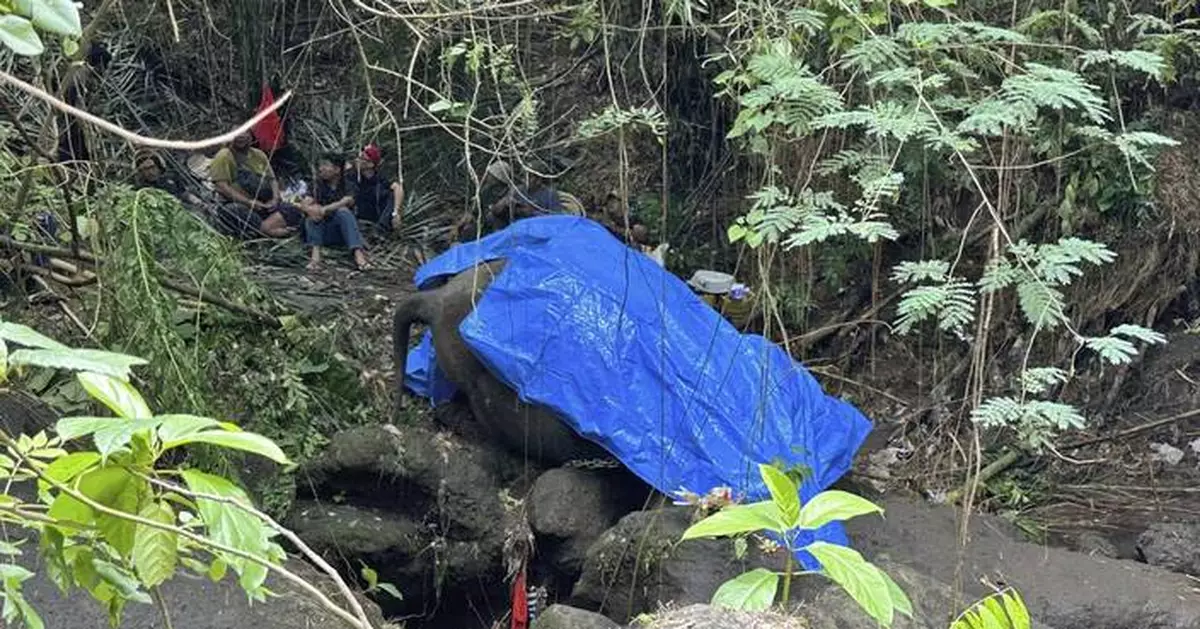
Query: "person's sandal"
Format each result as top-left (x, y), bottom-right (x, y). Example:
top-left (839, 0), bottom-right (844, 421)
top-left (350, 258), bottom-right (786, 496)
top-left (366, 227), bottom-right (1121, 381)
top-left (355, 260), bottom-right (374, 271)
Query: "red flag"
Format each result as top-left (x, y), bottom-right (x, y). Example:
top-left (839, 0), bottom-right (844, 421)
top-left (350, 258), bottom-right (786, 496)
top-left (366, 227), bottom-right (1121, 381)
top-left (510, 567), bottom-right (528, 629)
top-left (252, 82), bottom-right (286, 152)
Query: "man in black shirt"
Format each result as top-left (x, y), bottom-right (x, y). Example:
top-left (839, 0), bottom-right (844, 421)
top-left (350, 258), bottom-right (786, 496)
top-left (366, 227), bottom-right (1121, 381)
top-left (300, 153), bottom-right (372, 271)
top-left (346, 144), bottom-right (404, 233)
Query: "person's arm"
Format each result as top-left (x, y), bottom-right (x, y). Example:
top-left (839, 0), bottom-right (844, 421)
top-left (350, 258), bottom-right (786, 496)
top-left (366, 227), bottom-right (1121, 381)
top-left (391, 180), bottom-right (405, 228)
top-left (215, 180), bottom-right (260, 208)
top-left (318, 195), bottom-right (355, 217)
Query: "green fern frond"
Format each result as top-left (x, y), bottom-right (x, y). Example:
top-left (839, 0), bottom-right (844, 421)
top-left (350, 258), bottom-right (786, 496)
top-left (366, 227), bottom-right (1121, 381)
top-left (1112, 131), bottom-right (1179, 168)
top-left (1020, 367), bottom-right (1068, 395)
top-left (1084, 336), bottom-right (1138, 365)
top-left (979, 258), bottom-right (1022, 293)
top-left (973, 397), bottom-right (1087, 450)
top-left (952, 589), bottom-right (1031, 629)
top-left (1016, 10), bottom-right (1102, 45)
top-left (842, 36), bottom-right (909, 72)
top-left (1002, 63), bottom-right (1110, 125)
top-left (1016, 281), bottom-right (1065, 328)
top-left (896, 22), bottom-right (962, 47)
top-left (961, 22), bottom-right (1028, 44)
top-left (958, 97), bottom-right (1038, 136)
top-left (786, 8), bottom-right (826, 36)
top-left (1111, 323), bottom-right (1167, 346)
top-left (894, 280), bottom-right (976, 335)
top-left (1127, 14), bottom-right (1173, 38)
top-left (1079, 49), bottom-right (1167, 81)
top-left (892, 260), bottom-right (951, 284)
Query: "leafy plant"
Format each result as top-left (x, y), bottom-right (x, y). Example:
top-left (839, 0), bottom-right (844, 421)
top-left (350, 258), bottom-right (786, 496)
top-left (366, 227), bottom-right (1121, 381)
top-left (0, 318), bottom-right (380, 629)
top-left (680, 463), bottom-right (912, 627)
top-left (0, 0), bottom-right (81, 56)
top-left (951, 588), bottom-right (1032, 629)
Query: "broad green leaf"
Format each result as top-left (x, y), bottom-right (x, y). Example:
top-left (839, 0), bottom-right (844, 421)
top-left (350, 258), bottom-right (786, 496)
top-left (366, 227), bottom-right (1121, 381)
top-left (132, 502), bottom-right (177, 588)
top-left (361, 563), bottom-right (379, 589)
top-left (9, 349), bottom-right (147, 381)
top-left (56, 416), bottom-right (125, 442)
top-left (0, 15), bottom-right (43, 56)
top-left (881, 569), bottom-right (914, 619)
top-left (0, 542), bottom-right (22, 556)
top-left (155, 415), bottom-right (221, 443)
top-left (41, 452), bottom-right (101, 490)
top-left (376, 582), bottom-right (403, 600)
top-left (164, 430), bottom-right (291, 465)
top-left (77, 372), bottom-right (152, 419)
top-left (48, 466), bottom-right (142, 557)
top-left (92, 559), bottom-right (152, 604)
top-left (14, 0), bottom-right (82, 37)
top-left (208, 557), bottom-right (227, 583)
top-left (807, 542), bottom-right (896, 627)
top-left (0, 337), bottom-right (8, 384)
top-left (180, 470), bottom-right (277, 594)
top-left (796, 490), bottom-right (885, 530)
top-left (0, 322), bottom-right (67, 350)
top-left (1001, 590), bottom-right (1031, 629)
top-left (2, 579), bottom-right (44, 629)
top-left (93, 418), bottom-right (161, 459)
top-left (758, 464), bottom-right (800, 528)
top-left (0, 564), bottom-right (34, 582)
top-left (681, 501), bottom-right (787, 540)
top-left (711, 568), bottom-right (779, 611)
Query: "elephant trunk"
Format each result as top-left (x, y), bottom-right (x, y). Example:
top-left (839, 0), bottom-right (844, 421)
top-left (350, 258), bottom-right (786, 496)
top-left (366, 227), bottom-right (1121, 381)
top-left (392, 291), bottom-right (434, 417)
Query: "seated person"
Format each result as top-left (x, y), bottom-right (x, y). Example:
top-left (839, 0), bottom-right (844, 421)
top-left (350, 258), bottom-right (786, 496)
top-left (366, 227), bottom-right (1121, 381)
top-left (484, 160), bottom-right (582, 229)
top-left (300, 153), bottom-right (372, 272)
top-left (208, 131), bottom-right (303, 239)
top-left (345, 144), bottom-right (405, 233)
top-left (133, 152), bottom-right (206, 207)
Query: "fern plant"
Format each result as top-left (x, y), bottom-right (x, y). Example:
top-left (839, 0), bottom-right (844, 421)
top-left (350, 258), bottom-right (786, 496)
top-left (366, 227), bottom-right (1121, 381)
top-left (951, 588), bottom-right (1032, 629)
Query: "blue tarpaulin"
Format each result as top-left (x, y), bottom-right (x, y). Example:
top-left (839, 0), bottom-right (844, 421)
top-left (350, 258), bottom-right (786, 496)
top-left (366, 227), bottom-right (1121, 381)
top-left (403, 215), bottom-right (873, 567)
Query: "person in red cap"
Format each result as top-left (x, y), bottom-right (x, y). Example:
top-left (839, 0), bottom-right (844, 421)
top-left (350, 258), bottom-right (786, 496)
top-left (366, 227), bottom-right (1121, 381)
top-left (346, 143), bottom-right (405, 233)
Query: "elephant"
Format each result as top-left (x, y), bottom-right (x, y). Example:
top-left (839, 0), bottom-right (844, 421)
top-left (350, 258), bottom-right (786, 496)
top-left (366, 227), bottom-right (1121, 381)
top-left (392, 259), bottom-right (614, 467)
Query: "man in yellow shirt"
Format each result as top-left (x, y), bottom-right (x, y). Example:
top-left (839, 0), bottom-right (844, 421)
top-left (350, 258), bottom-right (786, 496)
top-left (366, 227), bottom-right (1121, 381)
top-left (208, 131), bottom-right (302, 238)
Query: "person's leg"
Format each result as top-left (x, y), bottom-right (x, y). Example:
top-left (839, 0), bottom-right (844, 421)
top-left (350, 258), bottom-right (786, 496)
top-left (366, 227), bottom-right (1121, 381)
top-left (303, 218), bottom-right (326, 271)
top-left (329, 208), bottom-right (371, 269)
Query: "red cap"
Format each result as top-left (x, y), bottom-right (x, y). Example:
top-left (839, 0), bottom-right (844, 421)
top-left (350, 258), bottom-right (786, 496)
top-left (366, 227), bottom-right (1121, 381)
top-left (360, 144), bottom-right (382, 163)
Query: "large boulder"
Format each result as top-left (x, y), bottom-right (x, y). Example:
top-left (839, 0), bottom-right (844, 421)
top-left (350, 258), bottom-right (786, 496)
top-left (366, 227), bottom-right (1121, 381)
top-left (845, 495), bottom-right (1200, 629)
top-left (16, 547), bottom-right (391, 629)
top-left (290, 423), bottom-right (530, 622)
top-left (570, 506), bottom-right (784, 623)
top-left (533, 604), bottom-right (621, 629)
top-left (528, 467), bottom-right (655, 575)
top-left (1137, 523), bottom-right (1200, 575)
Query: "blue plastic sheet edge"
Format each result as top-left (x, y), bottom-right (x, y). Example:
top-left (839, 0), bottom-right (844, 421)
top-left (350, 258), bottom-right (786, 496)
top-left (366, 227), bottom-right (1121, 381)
top-left (400, 216), bottom-right (874, 570)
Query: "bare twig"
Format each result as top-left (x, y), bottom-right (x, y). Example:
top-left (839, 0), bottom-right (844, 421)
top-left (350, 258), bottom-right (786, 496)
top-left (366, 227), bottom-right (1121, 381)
top-left (0, 237), bottom-right (279, 326)
top-left (1060, 408), bottom-right (1200, 452)
top-left (21, 458), bottom-right (372, 629)
top-left (0, 70), bottom-right (293, 151)
top-left (136, 472), bottom-right (371, 629)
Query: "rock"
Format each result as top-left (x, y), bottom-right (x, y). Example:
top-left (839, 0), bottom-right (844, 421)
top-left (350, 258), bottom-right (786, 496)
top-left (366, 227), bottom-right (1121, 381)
top-left (570, 507), bottom-right (784, 623)
top-left (1070, 532), bottom-right (1120, 559)
top-left (844, 495), bottom-right (1200, 629)
top-left (15, 545), bottom-right (392, 629)
top-left (1137, 523), bottom-right (1200, 575)
top-left (292, 423), bottom-right (529, 622)
top-left (634, 604), bottom-right (804, 629)
top-left (529, 467), bottom-right (651, 574)
top-left (533, 604), bottom-right (621, 629)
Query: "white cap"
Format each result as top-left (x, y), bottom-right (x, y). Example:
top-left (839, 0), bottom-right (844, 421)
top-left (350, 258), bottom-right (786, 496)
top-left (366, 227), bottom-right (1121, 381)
top-left (687, 270), bottom-right (735, 294)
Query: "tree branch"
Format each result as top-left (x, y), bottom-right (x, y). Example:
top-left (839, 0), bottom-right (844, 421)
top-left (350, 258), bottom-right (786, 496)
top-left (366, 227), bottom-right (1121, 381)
top-left (0, 70), bottom-right (293, 152)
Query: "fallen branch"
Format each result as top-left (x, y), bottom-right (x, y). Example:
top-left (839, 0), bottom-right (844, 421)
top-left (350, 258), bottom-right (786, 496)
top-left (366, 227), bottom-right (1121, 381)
top-left (0, 70), bottom-right (292, 151)
top-left (942, 449), bottom-right (1021, 505)
top-left (1060, 408), bottom-right (1200, 452)
top-left (156, 277), bottom-right (280, 329)
top-left (0, 237), bottom-right (279, 327)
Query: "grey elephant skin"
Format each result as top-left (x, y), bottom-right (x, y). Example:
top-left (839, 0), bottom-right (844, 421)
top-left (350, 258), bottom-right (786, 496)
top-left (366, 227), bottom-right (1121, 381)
top-left (392, 258), bottom-right (611, 466)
